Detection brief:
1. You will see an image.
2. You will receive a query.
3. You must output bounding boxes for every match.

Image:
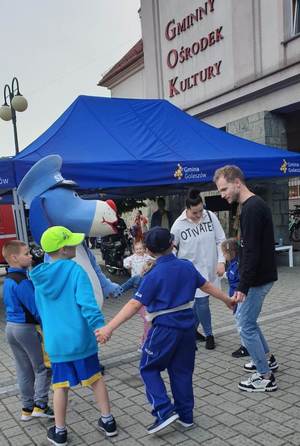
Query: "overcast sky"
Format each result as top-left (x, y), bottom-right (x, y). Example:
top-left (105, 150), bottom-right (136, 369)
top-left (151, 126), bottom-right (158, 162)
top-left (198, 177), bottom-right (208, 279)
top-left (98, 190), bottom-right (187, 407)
top-left (0, 0), bottom-right (141, 157)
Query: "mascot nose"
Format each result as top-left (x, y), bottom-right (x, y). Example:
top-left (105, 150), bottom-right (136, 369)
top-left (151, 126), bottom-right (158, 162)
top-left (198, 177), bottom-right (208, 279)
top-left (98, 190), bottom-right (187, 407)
top-left (106, 199), bottom-right (117, 213)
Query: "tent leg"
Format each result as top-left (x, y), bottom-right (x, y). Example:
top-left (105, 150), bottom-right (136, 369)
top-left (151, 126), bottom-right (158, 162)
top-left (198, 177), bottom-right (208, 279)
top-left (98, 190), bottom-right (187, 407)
top-left (12, 188), bottom-right (28, 244)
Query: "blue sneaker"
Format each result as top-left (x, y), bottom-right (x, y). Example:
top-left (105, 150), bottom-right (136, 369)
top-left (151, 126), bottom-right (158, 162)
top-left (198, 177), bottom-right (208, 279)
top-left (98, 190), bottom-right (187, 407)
top-left (47, 426), bottom-right (67, 445)
top-left (147, 411), bottom-right (179, 434)
top-left (97, 416), bottom-right (118, 437)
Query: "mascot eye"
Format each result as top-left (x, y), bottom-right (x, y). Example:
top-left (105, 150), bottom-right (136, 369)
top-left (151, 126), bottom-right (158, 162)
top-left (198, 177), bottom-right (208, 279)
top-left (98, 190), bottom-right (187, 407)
top-left (73, 192), bottom-right (79, 198)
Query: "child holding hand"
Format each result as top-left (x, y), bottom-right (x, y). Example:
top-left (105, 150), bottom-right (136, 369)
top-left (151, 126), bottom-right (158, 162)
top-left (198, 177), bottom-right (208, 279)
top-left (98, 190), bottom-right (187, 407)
top-left (30, 226), bottom-right (118, 445)
top-left (96, 227), bottom-right (237, 435)
top-left (221, 238), bottom-right (249, 358)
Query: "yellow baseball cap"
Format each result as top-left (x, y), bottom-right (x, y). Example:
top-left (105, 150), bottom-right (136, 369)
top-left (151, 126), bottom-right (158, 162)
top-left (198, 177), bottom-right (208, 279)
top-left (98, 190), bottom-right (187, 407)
top-left (40, 226), bottom-right (85, 253)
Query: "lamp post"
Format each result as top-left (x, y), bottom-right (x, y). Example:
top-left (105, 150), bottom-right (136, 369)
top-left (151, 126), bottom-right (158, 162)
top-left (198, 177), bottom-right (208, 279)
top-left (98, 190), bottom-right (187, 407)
top-left (0, 77), bottom-right (28, 243)
top-left (0, 77), bottom-right (28, 154)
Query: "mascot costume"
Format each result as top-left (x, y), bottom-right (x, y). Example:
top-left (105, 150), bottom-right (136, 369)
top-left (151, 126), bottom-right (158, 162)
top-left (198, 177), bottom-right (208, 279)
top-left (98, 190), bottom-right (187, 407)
top-left (17, 155), bottom-right (122, 308)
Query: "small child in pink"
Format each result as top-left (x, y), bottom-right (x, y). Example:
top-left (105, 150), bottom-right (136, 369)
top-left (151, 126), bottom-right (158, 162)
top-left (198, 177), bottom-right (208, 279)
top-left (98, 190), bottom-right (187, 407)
top-left (121, 241), bottom-right (154, 347)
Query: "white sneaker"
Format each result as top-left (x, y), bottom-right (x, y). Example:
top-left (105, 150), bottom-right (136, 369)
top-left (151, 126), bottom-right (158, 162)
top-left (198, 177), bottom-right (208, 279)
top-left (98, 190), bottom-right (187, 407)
top-left (176, 419), bottom-right (194, 428)
top-left (244, 354), bottom-right (278, 372)
top-left (238, 372), bottom-right (277, 392)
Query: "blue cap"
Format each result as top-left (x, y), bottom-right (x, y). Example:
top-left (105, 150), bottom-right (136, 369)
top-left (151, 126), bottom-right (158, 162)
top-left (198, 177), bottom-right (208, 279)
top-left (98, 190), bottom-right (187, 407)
top-left (145, 226), bottom-right (174, 253)
top-left (17, 155), bottom-right (76, 205)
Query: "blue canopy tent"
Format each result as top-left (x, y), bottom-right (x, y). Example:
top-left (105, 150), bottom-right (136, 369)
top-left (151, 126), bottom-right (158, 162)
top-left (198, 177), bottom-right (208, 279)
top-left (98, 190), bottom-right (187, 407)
top-left (5, 95), bottom-right (300, 196)
top-left (0, 158), bottom-right (17, 190)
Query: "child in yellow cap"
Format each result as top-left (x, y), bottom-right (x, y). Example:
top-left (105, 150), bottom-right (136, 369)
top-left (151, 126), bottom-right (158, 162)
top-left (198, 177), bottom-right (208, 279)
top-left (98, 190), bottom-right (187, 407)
top-left (30, 226), bottom-right (117, 445)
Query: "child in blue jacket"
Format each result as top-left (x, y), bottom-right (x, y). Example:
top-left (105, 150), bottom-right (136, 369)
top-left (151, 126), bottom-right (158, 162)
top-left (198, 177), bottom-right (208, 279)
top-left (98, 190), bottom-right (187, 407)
top-left (2, 240), bottom-right (53, 422)
top-left (96, 227), bottom-right (236, 435)
top-left (221, 238), bottom-right (249, 358)
top-left (30, 226), bottom-right (118, 446)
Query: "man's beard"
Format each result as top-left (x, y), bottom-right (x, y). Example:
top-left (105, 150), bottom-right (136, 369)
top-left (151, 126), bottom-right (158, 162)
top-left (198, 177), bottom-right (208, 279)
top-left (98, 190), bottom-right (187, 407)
top-left (231, 190), bottom-right (240, 203)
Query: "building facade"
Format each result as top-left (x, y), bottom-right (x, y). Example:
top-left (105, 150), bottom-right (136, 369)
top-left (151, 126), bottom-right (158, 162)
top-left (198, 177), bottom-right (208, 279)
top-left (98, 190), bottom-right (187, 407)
top-left (99, 0), bottom-right (300, 244)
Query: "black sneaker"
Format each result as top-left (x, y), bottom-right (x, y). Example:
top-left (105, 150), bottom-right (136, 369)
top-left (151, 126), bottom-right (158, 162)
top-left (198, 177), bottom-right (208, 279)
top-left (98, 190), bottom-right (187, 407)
top-left (238, 372), bottom-right (277, 392)
top-left (195, 331), bottom-right (205, 342)
top-left (244, 354), bottom-right (278, 372)
top-left (205, 335), bottom-right (215, 350)
top-left (232, 345), bottom-right (249, 358)
top-left (47, 426), bottom-right (67, 446)
top-left (147, 411), bottom-right (179, 434)
top-left (97, 416), bottom-right (118, 437)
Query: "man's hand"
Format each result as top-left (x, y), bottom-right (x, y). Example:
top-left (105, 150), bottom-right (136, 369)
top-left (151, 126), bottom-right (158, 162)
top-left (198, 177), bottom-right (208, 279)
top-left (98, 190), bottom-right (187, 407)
top-left (216, 262), bottom-right (225, 277)
top-left (95, 326), bottom-right (113, 344)
top-left (233, 291), bottom-right (246, 303)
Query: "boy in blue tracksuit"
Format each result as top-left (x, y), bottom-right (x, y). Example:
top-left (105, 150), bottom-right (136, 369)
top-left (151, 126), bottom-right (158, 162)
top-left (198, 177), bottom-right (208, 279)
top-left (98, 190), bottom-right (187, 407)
top-left (2, 240), bottom-right (53, 422)
top-left (96, 227), bottom-right (235, 435)
top-left (30, 226), bottom-right (117, 446)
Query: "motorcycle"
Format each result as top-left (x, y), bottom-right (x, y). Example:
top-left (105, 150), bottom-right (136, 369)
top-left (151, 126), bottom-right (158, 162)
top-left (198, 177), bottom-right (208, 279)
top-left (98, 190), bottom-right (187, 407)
top-left (99, 229), bottom-right (133, 275)
top-left (30, 244), bottom-right (45, 267)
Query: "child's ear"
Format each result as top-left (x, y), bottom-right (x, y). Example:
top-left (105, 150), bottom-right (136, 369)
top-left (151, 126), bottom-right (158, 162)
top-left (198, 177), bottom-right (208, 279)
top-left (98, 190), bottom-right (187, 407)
top-left (11, 254), bottom-right (18, 263)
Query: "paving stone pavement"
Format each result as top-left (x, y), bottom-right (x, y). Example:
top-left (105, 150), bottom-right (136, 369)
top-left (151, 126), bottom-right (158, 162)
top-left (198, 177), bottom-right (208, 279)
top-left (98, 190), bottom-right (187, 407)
top-left (0, 261), bottom-right (300, 445)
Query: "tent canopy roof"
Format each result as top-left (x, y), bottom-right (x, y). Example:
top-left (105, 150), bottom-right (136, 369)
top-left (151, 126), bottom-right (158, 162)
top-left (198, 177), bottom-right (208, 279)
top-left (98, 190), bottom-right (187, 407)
top-left (4, 95), bottom-right (300, 192)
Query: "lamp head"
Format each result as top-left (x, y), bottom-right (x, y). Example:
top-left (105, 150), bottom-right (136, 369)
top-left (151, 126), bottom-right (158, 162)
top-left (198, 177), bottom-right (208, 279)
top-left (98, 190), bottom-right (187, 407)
top-left (11, 94), bottom-right (28, 112)
top-left (0, 104), bottom-right (12, 121)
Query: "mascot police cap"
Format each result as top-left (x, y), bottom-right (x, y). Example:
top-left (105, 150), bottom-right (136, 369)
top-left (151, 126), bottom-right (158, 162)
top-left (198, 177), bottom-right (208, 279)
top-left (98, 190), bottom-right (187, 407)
top-left (17, 154), bottom-right (77, 205)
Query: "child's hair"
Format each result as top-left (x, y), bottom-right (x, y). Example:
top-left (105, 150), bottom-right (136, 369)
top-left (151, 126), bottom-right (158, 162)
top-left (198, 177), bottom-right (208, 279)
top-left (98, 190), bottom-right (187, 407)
top-left (221, 238), bottom-right (239, 260)
top-left (2, 240), bottom-right (27, 262)
top-left (133, 240), bottom-right (145, 250)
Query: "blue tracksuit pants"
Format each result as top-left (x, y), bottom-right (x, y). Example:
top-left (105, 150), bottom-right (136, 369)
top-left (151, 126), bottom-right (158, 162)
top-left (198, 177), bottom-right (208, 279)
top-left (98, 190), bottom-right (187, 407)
top-left (140, 324), bottom-right (196, 424)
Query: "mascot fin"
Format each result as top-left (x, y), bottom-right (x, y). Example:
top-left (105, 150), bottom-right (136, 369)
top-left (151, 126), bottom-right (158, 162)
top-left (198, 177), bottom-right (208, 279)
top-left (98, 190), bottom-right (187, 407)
top-left (29, 195), bottom-right (53, 244)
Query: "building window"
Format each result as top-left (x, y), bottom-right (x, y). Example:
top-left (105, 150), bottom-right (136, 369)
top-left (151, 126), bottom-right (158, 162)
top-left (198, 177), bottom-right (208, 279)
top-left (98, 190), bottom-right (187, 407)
top-left (292, 0), bottom-right (300, 34)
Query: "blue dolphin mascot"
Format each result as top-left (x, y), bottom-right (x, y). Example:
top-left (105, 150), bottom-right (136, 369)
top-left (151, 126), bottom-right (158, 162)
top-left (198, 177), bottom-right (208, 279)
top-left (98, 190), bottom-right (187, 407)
top-left (17, 154), bottom-right (122, 308)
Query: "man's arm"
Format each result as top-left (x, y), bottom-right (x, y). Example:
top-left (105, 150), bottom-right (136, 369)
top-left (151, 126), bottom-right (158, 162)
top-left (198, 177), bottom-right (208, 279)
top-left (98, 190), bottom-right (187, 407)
top-left (237, 203), bottom-right (263, 294)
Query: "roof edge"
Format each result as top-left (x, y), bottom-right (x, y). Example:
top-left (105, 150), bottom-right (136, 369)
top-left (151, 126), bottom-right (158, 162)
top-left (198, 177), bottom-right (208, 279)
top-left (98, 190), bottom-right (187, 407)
top-left (98, 38), bottom-right (143, 87)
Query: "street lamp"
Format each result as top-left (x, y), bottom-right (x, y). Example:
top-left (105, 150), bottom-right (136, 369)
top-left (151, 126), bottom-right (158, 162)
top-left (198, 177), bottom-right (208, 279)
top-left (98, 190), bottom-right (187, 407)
top-left (0, 77), bottom-right (28, 154)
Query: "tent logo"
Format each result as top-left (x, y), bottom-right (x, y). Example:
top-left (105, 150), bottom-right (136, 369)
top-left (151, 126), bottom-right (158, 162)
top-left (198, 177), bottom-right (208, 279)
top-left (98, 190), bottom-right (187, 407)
top-left (280, 159), bottom-right (300, 175)
top-left (280, 159), bottom-right (288, 174)
top-left (174, 163), bottom-right (183, 180)
top-left (174, 164), bottom-right (207, 181)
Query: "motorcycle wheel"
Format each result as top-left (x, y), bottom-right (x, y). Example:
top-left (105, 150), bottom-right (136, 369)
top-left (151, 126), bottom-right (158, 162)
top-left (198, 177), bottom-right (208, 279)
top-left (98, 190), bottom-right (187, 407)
top-left (291, 222), bottom-right (300, 242)
top-left (105, 265), bottom-right (117, 275)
